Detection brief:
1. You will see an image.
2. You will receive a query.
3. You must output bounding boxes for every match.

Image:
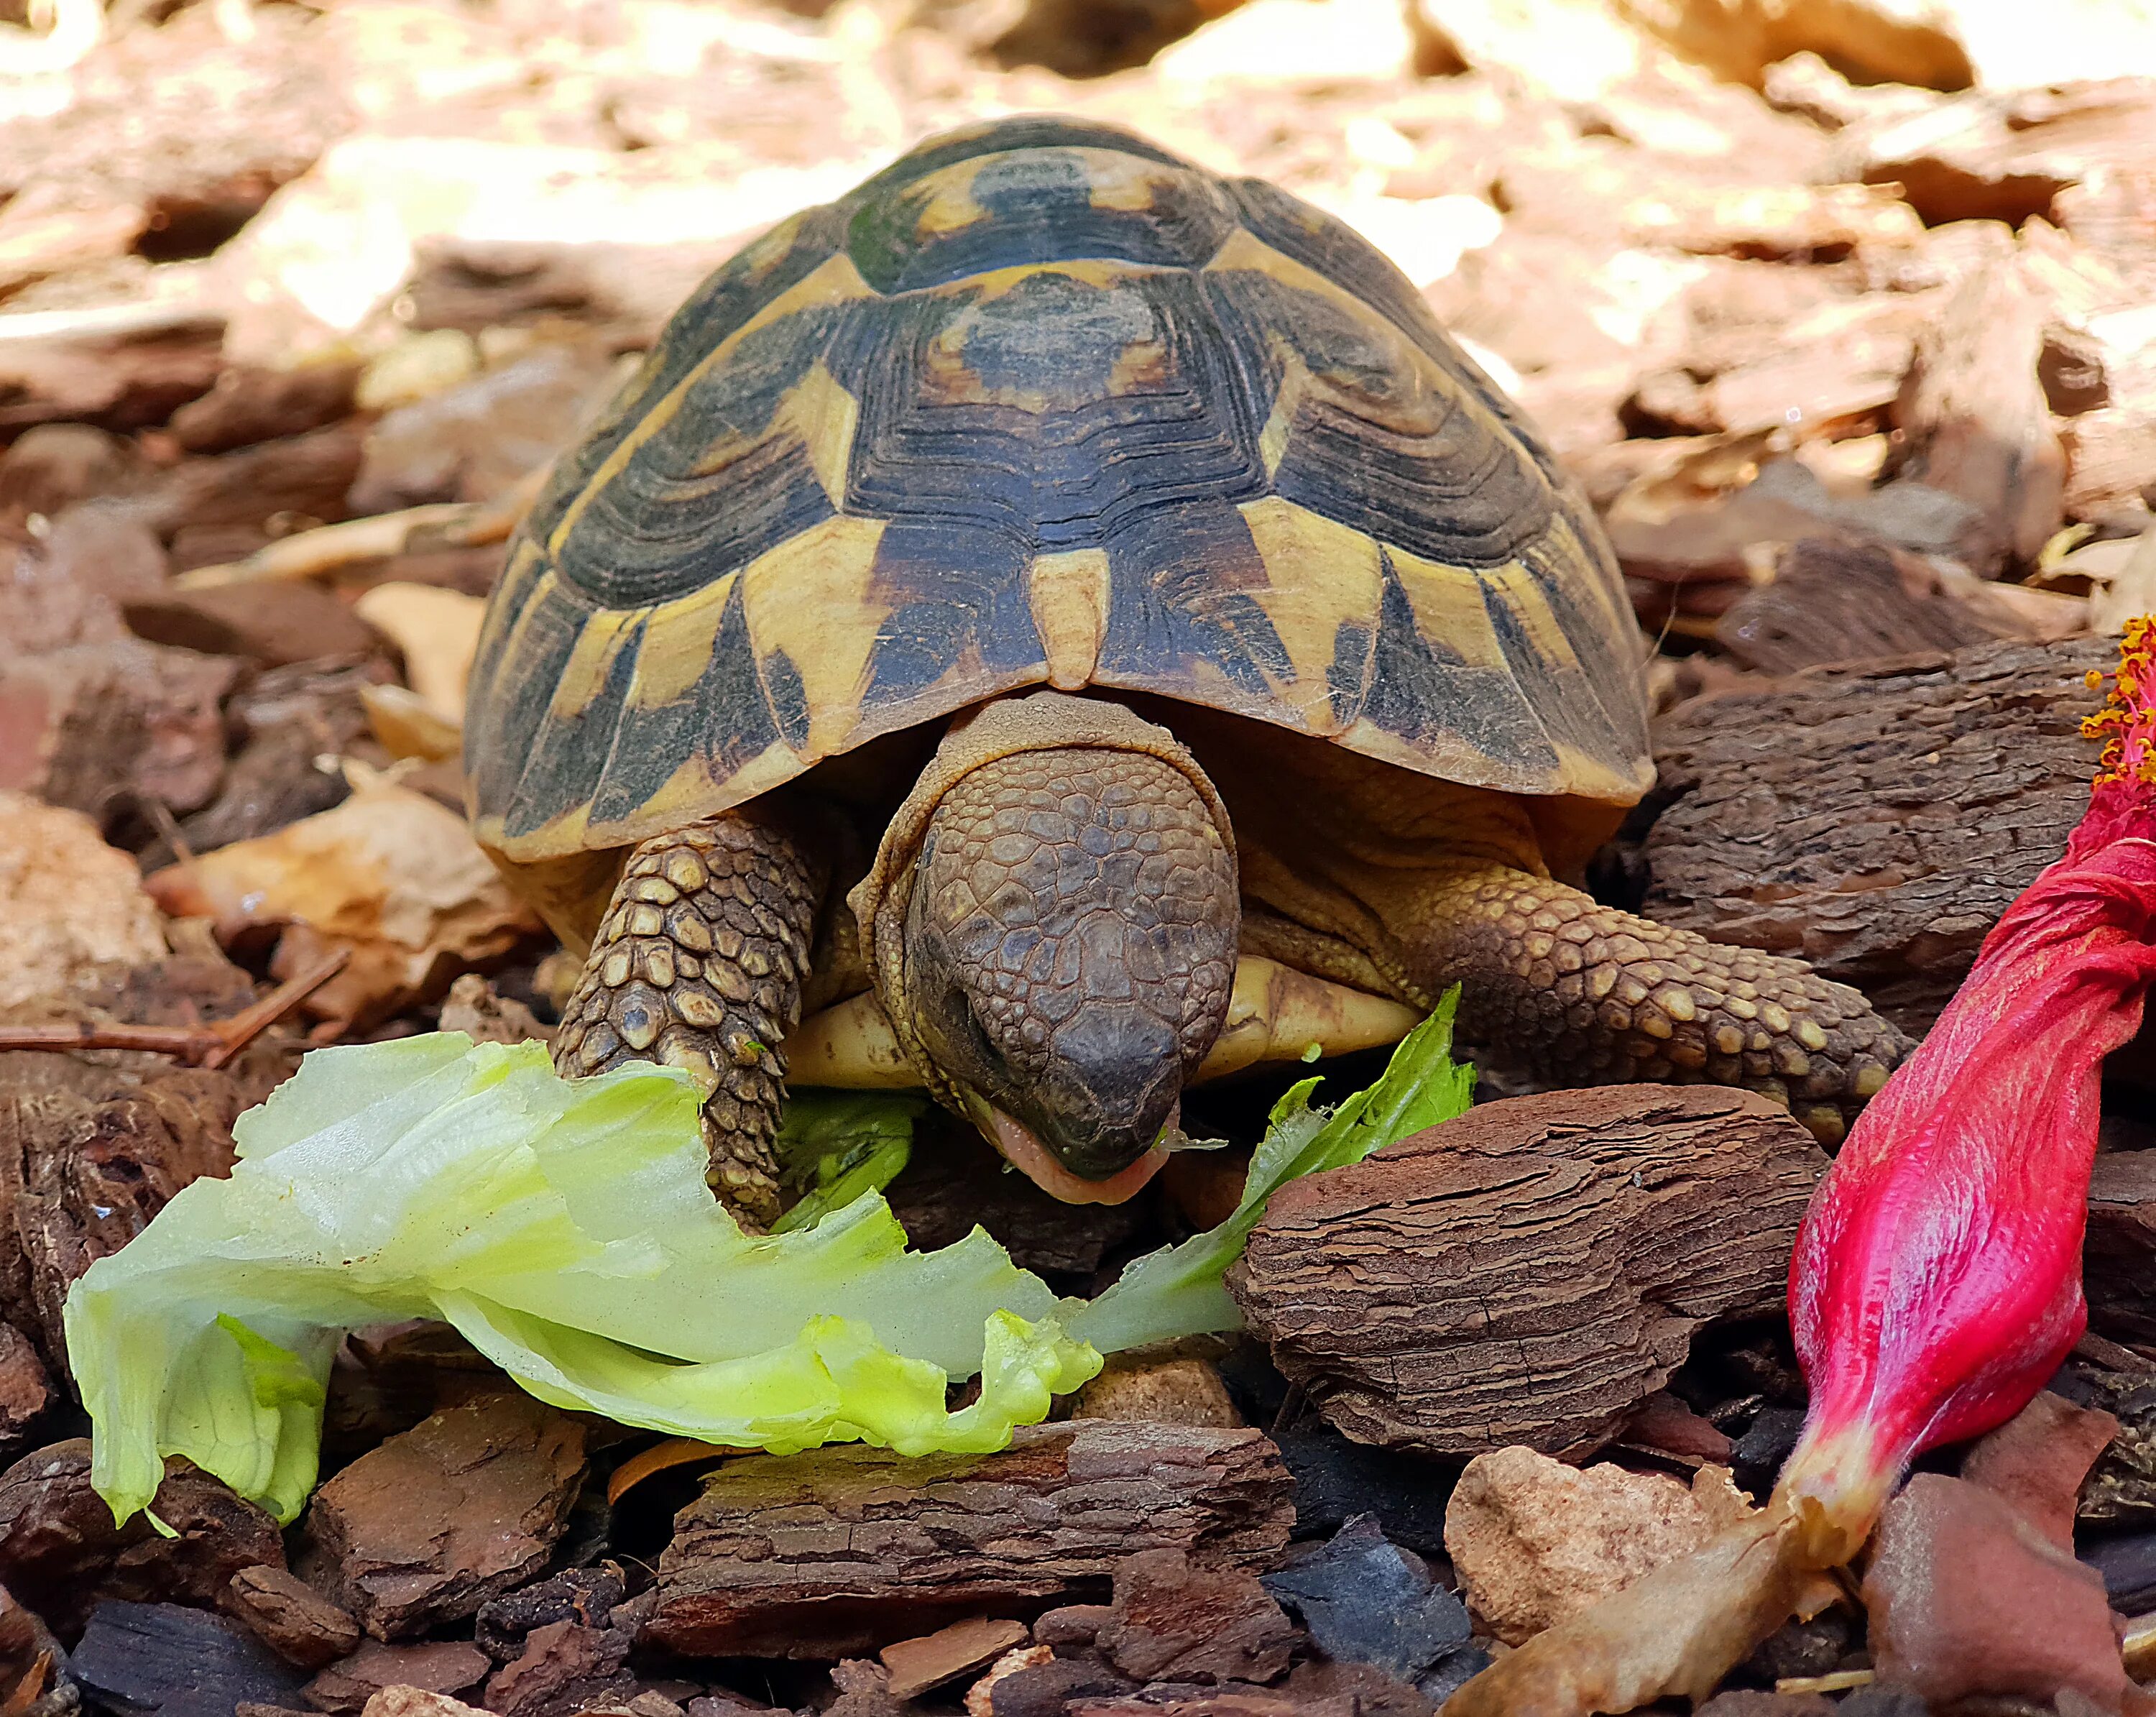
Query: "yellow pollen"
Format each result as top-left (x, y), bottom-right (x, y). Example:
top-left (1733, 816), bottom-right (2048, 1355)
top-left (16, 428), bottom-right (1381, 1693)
top-left (2090, 618), bottom-right (2156, 788)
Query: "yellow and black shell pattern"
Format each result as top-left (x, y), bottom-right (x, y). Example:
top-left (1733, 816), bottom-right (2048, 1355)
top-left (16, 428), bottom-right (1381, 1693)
top-left (466, 114), bottom-right (1652, 870)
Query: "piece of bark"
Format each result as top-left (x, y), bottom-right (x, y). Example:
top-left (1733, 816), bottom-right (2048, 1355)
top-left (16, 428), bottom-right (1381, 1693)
top-left (989, 1654), bottom-right (1133, 1717)
top-left (824, 1658), bottom-right (907, 1717)
top-left (1619, 1391), bottom-right (1733, 1465)
top-left (347, 341), bottom-right (622, 515)
top-left (2055, 162), bottom-right (2156, 298)
top-left (1066, 1691), bottom-right (1339, 1717)
top-left (0, 189), bottom-right (147, 301)
top-left (1739, 1612), bottom-right (1856, 1687)
top-left (138, 425), bottom-right (364, 541)
top-left (303, 1642), bottom-right (492, 1717)
top-left (170, 364), bottom-right (361, 456)
top-left (0, 1326), bottom-right (49, 1460)
top-left (1713, 536), bottom-right (2034, 674)
top-left (1695, 1697), bottom-right (1831, 1717)
top-left (1606, 477), bottom-right (1838, 625)
top-left (2042, 323), bottom-right (2114, 415)
top-left (1888, 226), bottom-right (2066, 569)
top-left (1286, 1661), bottom-right (1434, 1717)
top-left (0, 1440), bottom-right (286, 1641)
top-left (0, 790), bottom-right (165, 1012)
top-left (1834, 78), bottom-right (2156, 228)
top-left (645, 1422), bottom-right (1295, 1660)
top-left (122, 584), bottom-right (386, 671)
top-left (967, 1647), bottom-right (1058, 1717)
top-left (0, 1577), bottom-right (75, 1717)
top-left (71, 1601), bottom-right (308, 1717)
top-left (2061, 409), bottom-right (2156, 521)
top-left (300, 1392), bottom-right (587, 1642)
top-left (224, 1568), bottom-right (364, 1673)
top-left (0, 506), bottom-right (167, 657)
top-left (0, 424), bottom-right (149, 515)
top-left (0, 310), bottom-right (226, 438)
top-left (1033, 1606), bottom-right (1115, 1657)
top-left (880, 1618), bottom-right (1031, 1701)
top-left (319, 1322), bottom-right (502, 1470)
top-left (1619, 295), bottom-right (1924, 445)
top-left (167, 719), bottom-right (355, 862)
top-left (482, 1618), bottom-right (635, 1717)
top-left (436, 974), bottom-right (551, 1048)
top-left (153, 657), bottom-right (373, 865)
top-left (1608, 456), bottom-right (1996, 628)
top-left (402, 237), bottom-right (737, 347)
top-left (1620, 182), bottom-right (1921, 262)
top-left (0, 1), bottom-right (344, 260)
top-left (0, 635), bottom-right (239, 821)
top-left (474, 1566), bottom-right (627, 1665)
top-left (1864, 1473), bottom-right (2139, 1712)
top-left (1641, 635), bottom-right (2112, 1034)
top-left (2086, 1152), bottom-right (2156, 1348)
top-left (1075, 1357), bottom-right (1241, 1428)
top-left (0, 1043), bottom-right (263, 1381)
top-left (1230, 1087), bottom-right (1825, 1459)
top-left (356, 1693), bottom-right (493, 1717)
top-left (1097, 1550), bottom-right (1294, 1686)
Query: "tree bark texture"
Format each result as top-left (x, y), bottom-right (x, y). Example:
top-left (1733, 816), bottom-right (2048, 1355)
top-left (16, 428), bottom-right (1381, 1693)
top-left (1641, 635), bottom-right (2112, 1034)
top-left (644, 1422), bottom-right (1295, 1661)
top-left (1229, 1086), bottom-right (1827, 1462)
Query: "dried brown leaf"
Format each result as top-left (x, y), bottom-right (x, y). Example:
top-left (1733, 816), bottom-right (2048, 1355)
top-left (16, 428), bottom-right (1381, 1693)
top-left (1442, 1512), bottom-right (1810, 1717)
top-left (145, 778), bottom-right (542, 1031)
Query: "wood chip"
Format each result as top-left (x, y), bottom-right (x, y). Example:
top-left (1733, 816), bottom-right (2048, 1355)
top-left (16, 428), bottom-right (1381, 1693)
top-left (0, 792), bottom-right (163, 1011)
top-left (880, 1618), bottom-right (1031, 1701)
top-left (1713, 536), bottom-right (2041, 675)
top-left (646, 1422), bottom-right (1294, 1660)
top-left (221, 1567), bottom-right (362, 1672)
top-left (1888, 226), bottom-right (2065, 567)
top-left (1230, 1087), bottom-right (1825, 1459)
top-left (1643, 635), bottom-right (2111, 1033)
top-left (299, 1392), bottom-right (589, 1642)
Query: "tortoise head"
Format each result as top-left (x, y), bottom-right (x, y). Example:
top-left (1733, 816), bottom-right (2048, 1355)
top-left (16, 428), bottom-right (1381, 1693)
top-left (852, 694), bottom-right (1239, 1202)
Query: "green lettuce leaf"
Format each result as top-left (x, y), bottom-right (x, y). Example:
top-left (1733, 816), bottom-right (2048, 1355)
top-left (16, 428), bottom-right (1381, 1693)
top-left (771, 1091), bottom-right (925, 1235)
top-left (65, 990), bottom-right (1469, 1527)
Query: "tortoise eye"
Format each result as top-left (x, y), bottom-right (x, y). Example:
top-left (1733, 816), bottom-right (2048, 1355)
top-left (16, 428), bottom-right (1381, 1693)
top-left (951, 984), bottom-right (1010, 1081)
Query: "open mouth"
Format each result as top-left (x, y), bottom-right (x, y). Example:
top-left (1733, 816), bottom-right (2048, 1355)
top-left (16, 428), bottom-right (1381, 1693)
top-left (981, 1106), bottom-right (1171, 1205)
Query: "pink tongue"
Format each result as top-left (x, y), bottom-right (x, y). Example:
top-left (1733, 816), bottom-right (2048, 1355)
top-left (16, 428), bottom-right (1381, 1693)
top-left (985, 1108), bottom-right (1170, 1205)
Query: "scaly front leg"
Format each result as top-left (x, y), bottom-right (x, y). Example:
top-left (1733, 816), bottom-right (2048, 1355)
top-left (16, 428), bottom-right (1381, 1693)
top-left (1393, 862), bottom-right (1910, 1146)
top-left (553, 808), bottom-right (826, 1228)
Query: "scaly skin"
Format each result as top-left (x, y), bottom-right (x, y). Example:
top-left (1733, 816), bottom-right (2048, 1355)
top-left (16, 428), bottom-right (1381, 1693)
top-left (553, 809), bottom-right (825, 1228)
top-left (1184, 711), bottom-right (1912, 1145)
top-left (902, 745), bottom-right (1239, 1177)
top-left (1396, 862), bottom-right (1907, 1146)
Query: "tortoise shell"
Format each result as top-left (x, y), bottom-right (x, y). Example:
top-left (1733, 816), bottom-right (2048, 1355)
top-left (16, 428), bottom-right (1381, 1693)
top-left (465, 115), bottom-right (1651, 870)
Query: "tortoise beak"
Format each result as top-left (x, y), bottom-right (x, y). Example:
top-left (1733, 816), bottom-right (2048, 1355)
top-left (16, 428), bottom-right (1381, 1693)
top-left (977, 1101), bottom-right (1172, 1205)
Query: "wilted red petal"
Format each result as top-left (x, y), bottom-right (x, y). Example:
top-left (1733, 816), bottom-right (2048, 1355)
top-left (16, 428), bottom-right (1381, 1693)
top-left (1779, 620), bottom-right (2156, 1555)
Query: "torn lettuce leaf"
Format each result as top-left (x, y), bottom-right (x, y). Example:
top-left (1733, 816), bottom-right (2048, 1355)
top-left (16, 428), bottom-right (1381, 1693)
top-left (65, 990), bottom-right (1469, 1527)
top-left (770, 1091), bottom-right (924, 1235)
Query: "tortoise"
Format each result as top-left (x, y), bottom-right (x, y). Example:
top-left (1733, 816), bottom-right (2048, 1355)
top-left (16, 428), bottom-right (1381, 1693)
top-left (464, 115), bottom-right (1908, 1226)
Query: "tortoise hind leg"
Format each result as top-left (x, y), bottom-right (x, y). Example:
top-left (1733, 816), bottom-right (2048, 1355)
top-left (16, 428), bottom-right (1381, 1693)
top-left (553, 808), bottom-right (826, 1228)
top-left (1390, 862), bottom-right (1910, 1146)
